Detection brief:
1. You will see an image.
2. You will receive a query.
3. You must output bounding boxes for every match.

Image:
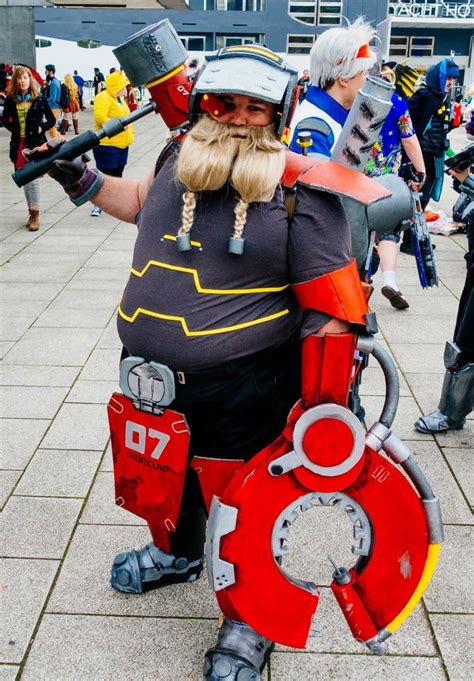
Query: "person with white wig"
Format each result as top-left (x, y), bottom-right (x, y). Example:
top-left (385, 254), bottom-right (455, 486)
top-left (289, 18), bottom-right (377, 157)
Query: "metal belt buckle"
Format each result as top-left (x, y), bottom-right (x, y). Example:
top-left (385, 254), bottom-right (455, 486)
top-left (119, 356), bottom-right (176, 412)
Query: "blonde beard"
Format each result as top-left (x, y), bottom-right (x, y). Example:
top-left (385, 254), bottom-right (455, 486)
top-left (176, 115), bottom-right (286, 204)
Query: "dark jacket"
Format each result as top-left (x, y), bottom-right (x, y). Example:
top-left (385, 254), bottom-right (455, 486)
top-left (408, 61), bottom-right (452, 158)
top-left (3, 94), bottom-right (56, 163)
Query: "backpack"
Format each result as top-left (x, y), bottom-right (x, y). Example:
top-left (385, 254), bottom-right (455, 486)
top-left (60, 82), bottom-right (70, 109)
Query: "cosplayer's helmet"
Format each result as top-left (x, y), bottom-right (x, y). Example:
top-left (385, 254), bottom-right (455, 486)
top-left (189, 44), bottom-right (299, 137)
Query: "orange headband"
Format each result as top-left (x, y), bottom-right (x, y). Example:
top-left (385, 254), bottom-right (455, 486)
top-left (355, 44), bottom-right (371, 59)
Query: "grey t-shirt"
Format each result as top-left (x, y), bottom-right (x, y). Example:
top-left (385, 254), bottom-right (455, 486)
top-left (117, 155), bottom-right (351, 370)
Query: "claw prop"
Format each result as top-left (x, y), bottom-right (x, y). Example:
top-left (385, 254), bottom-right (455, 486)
top-left (206, 336), bottom-right (443, 652)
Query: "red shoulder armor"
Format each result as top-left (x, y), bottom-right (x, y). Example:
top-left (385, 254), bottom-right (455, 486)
top-left (297, 160), bottom-right (391, 206)
top-left (282, 151), bottom-right (391, 206)
top-left (281, 149), bottom-right (319, 189)
top-left (292, 259), bottom-right (368, 324)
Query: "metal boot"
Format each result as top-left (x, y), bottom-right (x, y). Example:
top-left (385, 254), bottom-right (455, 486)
top-left (203, 618), bottom-right (274, 681)
top-left (415, 363), bottom-right (474, 433)
top-left (111, 543), bottom-right (203, 594)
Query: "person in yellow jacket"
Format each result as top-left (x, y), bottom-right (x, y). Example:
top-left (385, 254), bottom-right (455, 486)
top-left (90, 70), bottom-right (134, 216)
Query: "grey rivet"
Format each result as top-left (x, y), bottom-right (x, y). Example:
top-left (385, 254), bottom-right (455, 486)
top-left (115, 570), bottom-right (131, 586)
top-left (214, 658), bottom-right (233, 677)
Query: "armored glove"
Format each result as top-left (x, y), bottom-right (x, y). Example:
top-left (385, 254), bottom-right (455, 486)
top-left (24, 139), bottom-right (104, 206)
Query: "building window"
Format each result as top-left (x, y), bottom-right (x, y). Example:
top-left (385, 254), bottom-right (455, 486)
top-left (318, 1), bottom-right (342, 25)
top-left (215, 35), bottom-right (259, 49)
top-left (289, 1), bottom-right (317, 25)
top-left (77, 39), bottom-right (102, 49)
top-left (215, 0), bottom-right (265, 9)
top-left (287, 34), bottom-right (316, 54)
top-left (35, 38), bottom-right (52, 48)
top-left (289, 0), bottom-right (341, 26)
top-left (180, 35), bottom-right (206, 51)
top-left (389, 35), bottom-right (409, 57)
top-left (409, 36), bottom-right (434, 58)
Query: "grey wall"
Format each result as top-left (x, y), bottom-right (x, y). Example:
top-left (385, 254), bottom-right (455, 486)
top-left (0, 6), bottom-right (36, 67)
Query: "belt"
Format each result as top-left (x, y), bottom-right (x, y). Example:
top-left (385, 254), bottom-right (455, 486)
top-left (172, 345), bottom-right (272, 386)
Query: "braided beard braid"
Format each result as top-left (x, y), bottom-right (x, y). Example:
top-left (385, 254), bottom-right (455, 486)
top-left (175, 115), bottom-right (286, 242)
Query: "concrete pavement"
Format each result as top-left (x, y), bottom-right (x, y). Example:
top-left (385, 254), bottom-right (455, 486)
top-left (1, 108), bottom-right (472, 680)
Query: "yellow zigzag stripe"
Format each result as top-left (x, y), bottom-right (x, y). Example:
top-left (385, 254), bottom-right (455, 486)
top-left (130, 260), bottom-right (289, 295)
top-left (117, 305), bottom-right (290, 336)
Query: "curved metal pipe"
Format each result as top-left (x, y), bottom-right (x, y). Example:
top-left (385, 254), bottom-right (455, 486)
top-left (357, 339), bottom-right (399, 429)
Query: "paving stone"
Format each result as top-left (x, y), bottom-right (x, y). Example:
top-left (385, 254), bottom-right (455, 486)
top-left (14, 449), bottom-right (102, 498)
top-left (443, 448), bottom-right (473, 506)
top-left (405, 440), bottom-right (472, 524)
top-left (424, 525), bottom-right (473, 613)
top-left (84, 250), bottom-right (134, 269)
top-left (385, 294), bottom-right (458, 316)
top-left (0, 342), bottom-right (14, 359)
top-left (377, 315), bottom-right (453, 345)
top-left (3, 327), bottom-right (102, 366)
top-left (0, 282), bottom-right (63, 301)
top-left (0, 419), bottom-right (50, 470)
top-left (0, 316), bottom-right (33, 341)
top-left (404, 372), bottom-right (445, 414)
top-left (1, 496), bottom-right (82, 558)
top-left (21, 615), bottom-right (216, 680)
top-left (68, 267), bottom-right (130, 283)
top-left (96, 321), bottom-right (122, 350)
top-left (0, 558), bottom-right (59, 663)
top-left (431, 614), bottom-right (474, 681)
top-left (47, 525), bottom-right (217, 618)
top-left (33, 307), bottom-right (114, 329)
top-left (49, 288), bottom-right (120, 311)
top-left (0, 665), bottom-right (20, 680)
top-left (0, 298), bottom-right (49, 318)
top-left (0, 262), bottom-right (79, 283)
top-left (269, 652), bottom-right (445, 680)
top-left (40, 403), bottom-right (110, 451)
top-left (435, 422), bottom-right (473, 448)
top-left (66, 380), bottom-right (119, 404)
top-left (80, 471), bottom-right (144, 526)
top-left (0, 386), bottom-right (68, 419)
top-left (79, 348), bottom-right (122, 381)
top-left (63, 279), bottom-right (126, 293)
top-left (0, 470), bottom-right (22, 510)
top-left (99, 237), bottom-right (137, 252)
top-left (0, 364), bottom-right (79, 387)
top-left (389, 342), bottom-right (449, 374)
top-left (26, 234), bottom-right (107, 249)
top-left (12, 251), bottom-right (88, 265)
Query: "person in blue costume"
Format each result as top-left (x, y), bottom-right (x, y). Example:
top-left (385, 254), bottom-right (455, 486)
top-left (408, 58), bottom-right (459, 209)
top-left (288, 18), bottom-right (377, 158)
top-left (364, 65), bottom-right (426, 310)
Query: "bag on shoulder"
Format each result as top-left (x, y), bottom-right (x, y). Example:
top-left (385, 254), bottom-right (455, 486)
top-left (59, 82), bottom-right (70, 109)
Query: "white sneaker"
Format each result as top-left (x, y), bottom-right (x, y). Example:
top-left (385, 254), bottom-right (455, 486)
top-left (90, 206), bottom-right (102, 217)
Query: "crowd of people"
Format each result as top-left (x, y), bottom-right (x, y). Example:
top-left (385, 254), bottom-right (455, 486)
top-left (1, 23), bottom-right (473, 678)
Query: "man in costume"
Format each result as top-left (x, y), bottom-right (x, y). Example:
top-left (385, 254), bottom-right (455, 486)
top-left (415, 146), bottom-right (474, 432)
top-left (288, 18), bottom-right (376, 157)
top-left (28, 36), bottom-right (443, 680)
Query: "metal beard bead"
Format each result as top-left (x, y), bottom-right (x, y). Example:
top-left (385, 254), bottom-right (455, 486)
top-left (176, 234), bottom-right (192, 251)
top-left (228, 237), bottom-right (245, 255)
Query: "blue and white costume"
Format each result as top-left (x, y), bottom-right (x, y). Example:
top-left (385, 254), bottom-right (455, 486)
top-left (288, 85), bottom-right (348, 158)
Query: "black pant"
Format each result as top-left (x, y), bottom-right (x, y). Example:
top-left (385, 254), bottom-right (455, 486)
top-left (101, 165), bottom-right (125, 178)
top-left (158, 333), bottom-right (301, 560)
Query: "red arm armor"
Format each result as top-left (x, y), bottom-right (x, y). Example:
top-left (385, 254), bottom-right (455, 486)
top-left (291, 259), bottom-right (369, 324)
